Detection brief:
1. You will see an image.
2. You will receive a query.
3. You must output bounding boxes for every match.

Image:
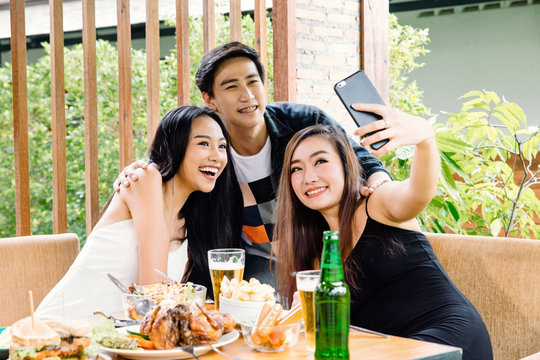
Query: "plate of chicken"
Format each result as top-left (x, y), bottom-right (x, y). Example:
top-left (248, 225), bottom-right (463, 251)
top-left (98, 303), bottom-right (238, 359)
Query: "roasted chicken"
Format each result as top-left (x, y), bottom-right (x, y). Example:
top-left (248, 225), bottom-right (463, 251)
top-left (140, 303), bottom-right (235, 350)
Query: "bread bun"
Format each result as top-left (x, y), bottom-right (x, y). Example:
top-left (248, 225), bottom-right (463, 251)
top-left (46, 319), bottom-right (92, 338)
top-left (10, 317), bottom-right (60, 348)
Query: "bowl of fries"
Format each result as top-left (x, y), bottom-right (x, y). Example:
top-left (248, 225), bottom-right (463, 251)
top-left (240, 303), bottom-right (301, 352)
top-left (122, 282), bottom-right (206, 320)
top-left (218, 277), bottom-right (275, 324)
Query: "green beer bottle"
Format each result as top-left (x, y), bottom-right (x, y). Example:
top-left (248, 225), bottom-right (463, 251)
top-left (315, 230), bottom-right (350, 360)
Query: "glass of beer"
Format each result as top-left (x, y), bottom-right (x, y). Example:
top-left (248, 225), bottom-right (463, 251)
top-left (208, 248), bottom-right (245, 310)
top-left (296, 270), bottom-right (320, 354)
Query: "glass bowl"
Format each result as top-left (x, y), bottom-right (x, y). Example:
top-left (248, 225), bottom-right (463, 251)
top-left (240, 320), bottom-right (301, 353)
top-left (122, 283), bottom-right (206, 320)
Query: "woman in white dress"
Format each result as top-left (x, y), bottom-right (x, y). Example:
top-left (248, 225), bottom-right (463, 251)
top-left (36, 106), bottom-right (243, 319)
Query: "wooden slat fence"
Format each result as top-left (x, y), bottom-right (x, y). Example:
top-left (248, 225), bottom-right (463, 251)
top-left (9, 0), bottom-right (30, 236)
top-left (82, 0), bottom-right (99, 233)
top-left (50, 0), bottom-right (67, 234)
top-left (9, 0), bottom-right (292, 237)
top-left (117, 0), bottom-right (133, 170)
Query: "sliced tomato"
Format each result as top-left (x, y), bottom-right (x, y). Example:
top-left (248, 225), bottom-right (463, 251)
top-left (268, 328), bottom-right (284, 348)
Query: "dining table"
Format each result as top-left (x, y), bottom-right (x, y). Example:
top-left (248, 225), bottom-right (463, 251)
top-left (95, 319), bottom-right (462, 360)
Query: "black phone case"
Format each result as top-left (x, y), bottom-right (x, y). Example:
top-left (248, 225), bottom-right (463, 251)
top-left (334, 70), bottom-right (388, 150)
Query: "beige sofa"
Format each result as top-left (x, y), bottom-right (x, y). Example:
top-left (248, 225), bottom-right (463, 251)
top-left (426, 232), bottom-right (540, 360)
top-left (0, 233), bottom-right (79, 326)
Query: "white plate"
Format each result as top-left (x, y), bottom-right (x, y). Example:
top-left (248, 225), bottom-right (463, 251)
top-left (97, 326), bottom-right (239, 360)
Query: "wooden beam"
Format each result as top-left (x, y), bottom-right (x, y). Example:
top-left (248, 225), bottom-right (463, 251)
top-left (82, 0), bottom-right (99, 233)
top-left (229, 0), bottom-right (242, 42)
top-left (272, 0), bottom-right (296, 102)
top-left (146, 0), bottom-right (160, 145)
top-left (117, 0), bottom-right (133, 168)
top-left (361, 0), bottom-right (389, 103)
top-left (203, 0), bottom-right (215, 53)
top-left (254, 0), bottom-right (267, 98)
top-left (176, 0), bottom-right (190, 106)
top-left (49, 0), bottom-right (67, 234)
top-left (10, 0), bottom-right (31, 236)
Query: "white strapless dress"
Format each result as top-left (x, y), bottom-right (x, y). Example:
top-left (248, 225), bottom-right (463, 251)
top-left (35, 219), bottom-right (187, 320)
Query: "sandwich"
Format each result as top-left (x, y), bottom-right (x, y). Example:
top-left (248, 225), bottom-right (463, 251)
top-left (9, 317), bottom-right (92, 360)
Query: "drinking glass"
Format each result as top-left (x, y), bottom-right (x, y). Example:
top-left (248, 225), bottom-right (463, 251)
top-left (296, 270), bottom-right (320, 354)
top-left (208, 248), bottom-right (245, 310)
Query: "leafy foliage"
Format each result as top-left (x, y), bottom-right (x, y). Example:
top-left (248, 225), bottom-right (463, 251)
top-left (0, 12), bottom-right (273, 243)
top-left (434, 91), bottom-right (540, 238)
top-left (384, 14), bottom-right (540, 238)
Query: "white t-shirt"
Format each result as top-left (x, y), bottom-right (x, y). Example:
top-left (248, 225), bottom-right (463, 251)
top-left (230, 136), bottom-right (272, 183)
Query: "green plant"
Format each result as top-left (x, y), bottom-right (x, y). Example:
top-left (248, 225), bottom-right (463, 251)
top-left (385, 14), bottom-right (540, 238)
top-left (435, 91), bottom-right (539, 238)
top-left (388, 14), bottom-right (431, 116)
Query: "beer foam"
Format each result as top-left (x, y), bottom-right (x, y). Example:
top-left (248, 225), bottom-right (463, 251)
top-left (208, 260), bottom-right (244, 270)
top-left (297, 278), bottom-right (319, 292)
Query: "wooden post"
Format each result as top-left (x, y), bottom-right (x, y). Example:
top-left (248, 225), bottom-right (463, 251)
top-left (254, 0), bottom-right (267, 98)
top-left (82, 0), bottom-right (99, 233)
top-left (360, 0), bottom-right (389, 103)
top-left (272, 0), bottom-right (296, 102)
top-left (117, 0), bottom-right (133, 169)
top-left (176, 0), bottom-right (190, 106)
top-left (146, 0), bottom-right (160, 145)
top-left (203, 0), bottom-right (216, 53)
top-left (230, 0), bottom-right (242, 42)
top-left (49, 0), bottom-right (67, 234)
top-left (10, 0), bottom-right (31, 236)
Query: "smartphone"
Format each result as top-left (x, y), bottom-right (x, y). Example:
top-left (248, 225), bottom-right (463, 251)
top-left (334, 70), bottom-right (389, 150)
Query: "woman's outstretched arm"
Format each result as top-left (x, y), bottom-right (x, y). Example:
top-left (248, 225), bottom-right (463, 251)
top-left (354, 103), bottom-right (440, 222)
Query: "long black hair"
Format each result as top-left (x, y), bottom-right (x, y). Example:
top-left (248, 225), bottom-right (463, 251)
top-left (147, 105), bottom-right (243, 293)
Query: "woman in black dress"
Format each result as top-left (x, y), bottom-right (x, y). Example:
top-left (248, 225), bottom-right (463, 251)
top-left (273, 104), bottom-right (492, 360)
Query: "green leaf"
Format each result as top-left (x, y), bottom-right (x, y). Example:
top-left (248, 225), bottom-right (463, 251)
top-left (484, 90), bottom-right (501, 105)
top-left (461, 90), bottom-right (485, 99)
top-left (440, 160), bottom-right (456, 188)
top-left (462, 100), bottom-right (490, 112)
top-left (439, 151), bottom-right (470, 184)
top-left (489, 218), bottom-right (503, 237)
top-left (395, 145), bottom-right (415, 160)
top-left (493, 103), bottom-right (521, 133)
top-left (507, 102), bottom-right (527, 125)
top-left (430, 196), bottom-right (445, 209)
top-left (445, 201), bottom-right (460, 221)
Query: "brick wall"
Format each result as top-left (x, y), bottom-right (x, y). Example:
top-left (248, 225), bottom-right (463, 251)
top-left (294, 0), bottom-right (361, 134)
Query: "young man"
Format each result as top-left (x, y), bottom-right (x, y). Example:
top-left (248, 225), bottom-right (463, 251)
top-left (117, 42), bottom-right (391, 289)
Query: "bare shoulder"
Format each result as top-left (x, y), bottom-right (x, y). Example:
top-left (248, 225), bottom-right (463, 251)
top-left (366, 183), bottom-right (421, 231)
top-left (93, 193), bottom-right (131, 231)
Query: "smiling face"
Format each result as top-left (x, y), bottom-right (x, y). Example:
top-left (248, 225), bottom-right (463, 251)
top-left (290, 135), bottom-right (345, 218)
top-left (177, 115), bottom-right (228, 194)
top-left (202, 57), bottom-right (266, 133)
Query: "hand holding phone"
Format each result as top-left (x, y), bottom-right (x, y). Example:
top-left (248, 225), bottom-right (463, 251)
top-left (334, 70), bottom-right (389, 150)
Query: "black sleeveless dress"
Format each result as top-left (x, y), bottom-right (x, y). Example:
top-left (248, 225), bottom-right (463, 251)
top-left (347, 210), bottom-right (493, 360)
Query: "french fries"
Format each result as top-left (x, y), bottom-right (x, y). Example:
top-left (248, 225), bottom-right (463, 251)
top-left (276, 303), bottom-right (303, 325)
top-left (250, 303), bottom-right (302, 348)
top-left (220, 277), bottom-right (275, 302)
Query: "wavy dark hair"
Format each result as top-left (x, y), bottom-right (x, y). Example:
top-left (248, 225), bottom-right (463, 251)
top-left (147, 105), bottom-right (243, 294)
top-left (273, 125), bottom-right (364, 304)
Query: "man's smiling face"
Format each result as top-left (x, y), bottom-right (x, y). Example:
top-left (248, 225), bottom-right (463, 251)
top-left (202, 57), bottom-right (267, 132)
